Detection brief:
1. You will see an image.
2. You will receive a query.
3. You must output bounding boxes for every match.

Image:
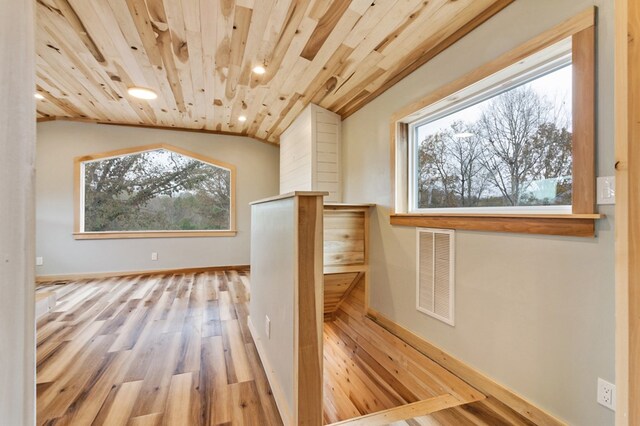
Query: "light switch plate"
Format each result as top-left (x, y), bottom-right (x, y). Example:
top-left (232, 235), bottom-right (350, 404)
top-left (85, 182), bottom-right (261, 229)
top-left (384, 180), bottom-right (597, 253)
top-left (597, 176), bottom-right (615, 205)
top-left (151, 252), bottom-right (158, 261)
top-left (36, 257), bottom-right (43, 266)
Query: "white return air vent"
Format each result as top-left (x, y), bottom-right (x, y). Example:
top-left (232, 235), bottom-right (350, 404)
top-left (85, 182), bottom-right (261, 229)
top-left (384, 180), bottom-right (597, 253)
top-left (416, 228), bottom-right (455, 326)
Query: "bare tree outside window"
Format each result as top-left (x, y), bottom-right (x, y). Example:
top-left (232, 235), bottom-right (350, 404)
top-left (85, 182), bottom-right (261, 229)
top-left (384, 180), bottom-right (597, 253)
top-left (83, 149), bottom-right (231, 231)
top-left (415, 65), bottom-right (572, 209)
top-left (418, 121), bottom-right (489, 208)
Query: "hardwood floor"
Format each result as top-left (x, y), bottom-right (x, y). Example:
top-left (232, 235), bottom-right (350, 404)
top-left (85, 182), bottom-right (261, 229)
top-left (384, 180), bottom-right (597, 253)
top-left (38, 271), bottom-right (540, 426)
top-left (323, 280), bottom-right (538, 426)
top-left (322, 281), bottom-right (483, 424)
top-left (36, 271), bottom-right (282, 426)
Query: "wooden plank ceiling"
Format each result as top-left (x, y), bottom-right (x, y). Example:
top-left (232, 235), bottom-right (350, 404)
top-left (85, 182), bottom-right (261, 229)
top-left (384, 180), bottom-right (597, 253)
top-left (35, 0), bottom-right (512, 144)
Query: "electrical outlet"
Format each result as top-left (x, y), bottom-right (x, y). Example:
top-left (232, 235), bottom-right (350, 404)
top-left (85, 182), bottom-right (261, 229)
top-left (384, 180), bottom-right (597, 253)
top-left (35, 257), bottom-right (43, 266)
top-left (151, 252), bottom-right (158, 261)
top-left (265, 315), bottom-right (271, 339)
top-left (597, 378), bottom-right (616, 411)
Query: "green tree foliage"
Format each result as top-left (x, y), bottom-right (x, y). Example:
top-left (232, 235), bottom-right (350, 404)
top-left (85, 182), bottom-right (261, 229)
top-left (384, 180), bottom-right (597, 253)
top-left (83, 149), bottom-right (231, 231)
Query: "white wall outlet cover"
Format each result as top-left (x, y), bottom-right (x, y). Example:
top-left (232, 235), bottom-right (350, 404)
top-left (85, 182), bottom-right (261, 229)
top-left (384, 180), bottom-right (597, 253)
top-left (597, 377), bottom-right (616, 411)
top-left (597, 176), bottom-right (615, 205)
top-left (151, 252), bottom-right (158, 261)
top-left (35, 257), bottom-right (43, 266)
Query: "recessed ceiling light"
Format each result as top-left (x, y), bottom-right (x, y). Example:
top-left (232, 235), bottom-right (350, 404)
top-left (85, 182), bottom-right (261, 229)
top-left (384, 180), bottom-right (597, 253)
top-left (34, 93), bottom-right (44, 100)
top-left (252, 65), bottom-right (266, 75)
top-left (127, 87), bottom-right (158, 100)
top-left (238, 115), bottom-right (247, 122)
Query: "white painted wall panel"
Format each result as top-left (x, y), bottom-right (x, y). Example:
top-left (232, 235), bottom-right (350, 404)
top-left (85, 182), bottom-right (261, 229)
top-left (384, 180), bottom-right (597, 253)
top-left (279, 104), bottom-right (342, 202)
top-left (250, 198), bottom-right (295, 422)
top-left (314, 105), bottom-right (341, 202)
top-left (279, 107), bottom-right (313, 194)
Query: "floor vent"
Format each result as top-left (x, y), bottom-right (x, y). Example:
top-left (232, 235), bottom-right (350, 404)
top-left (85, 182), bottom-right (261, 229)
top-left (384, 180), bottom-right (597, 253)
top-left (416, 228), bottom-right (455, 326)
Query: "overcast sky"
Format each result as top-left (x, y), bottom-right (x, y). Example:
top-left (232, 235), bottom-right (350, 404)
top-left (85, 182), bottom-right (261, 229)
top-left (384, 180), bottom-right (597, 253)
top-left (417, 64), bottom-right (572, 142)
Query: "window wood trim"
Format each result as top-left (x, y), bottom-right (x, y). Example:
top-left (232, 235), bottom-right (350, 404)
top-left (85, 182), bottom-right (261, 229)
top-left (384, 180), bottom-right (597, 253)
top-left (572, 24), bottom-right (596, 213)
top-left (390, 7), bottom-right (599, 237)
top-left (390, 213), bottom-right (601, 238)
top-left (73, 230), bottom-right (237, 240)
top-left (73, 143), bottom-right (237, 239)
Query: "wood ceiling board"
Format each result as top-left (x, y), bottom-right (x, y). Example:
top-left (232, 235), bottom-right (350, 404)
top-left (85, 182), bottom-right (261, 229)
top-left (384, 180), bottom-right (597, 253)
top-left (35, 0), bottom-right (512, 143)
top-left (338, 0), bottom-right (516, 118)
top-left (326, 0), bottom-right (499, 114)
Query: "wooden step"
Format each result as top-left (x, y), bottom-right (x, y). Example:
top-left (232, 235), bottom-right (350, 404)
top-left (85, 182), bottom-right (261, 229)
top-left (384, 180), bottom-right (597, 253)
top-left (327, 394), bottom-right (465, 426)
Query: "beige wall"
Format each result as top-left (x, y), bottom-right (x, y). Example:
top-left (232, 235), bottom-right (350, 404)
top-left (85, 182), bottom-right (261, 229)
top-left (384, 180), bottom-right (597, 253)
top-left (36, 121), bottom-right (279, 276)
top-left (249, 197), bottom-right (296, 424)
top-left (0, 0), bottom-right (36, 423)
top-left (342, 1), bottom-right (615, 425)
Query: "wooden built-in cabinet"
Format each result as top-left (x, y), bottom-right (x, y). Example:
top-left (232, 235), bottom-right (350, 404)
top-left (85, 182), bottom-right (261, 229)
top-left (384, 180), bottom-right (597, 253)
top-left (323, 203), bottom-right (373, 320)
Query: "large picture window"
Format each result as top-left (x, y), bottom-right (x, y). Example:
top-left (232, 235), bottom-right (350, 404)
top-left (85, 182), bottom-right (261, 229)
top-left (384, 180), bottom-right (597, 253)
top-left (390, 9), bottom-right (600, 237)
top-left (411, 57), bottom-right (572, 213)
top-left (74, 144), bottom-right (236, 239)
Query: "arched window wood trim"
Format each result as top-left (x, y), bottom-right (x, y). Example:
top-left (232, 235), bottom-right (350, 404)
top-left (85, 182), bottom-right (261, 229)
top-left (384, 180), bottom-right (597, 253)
top-left (73, 143), bottom-right (237, 239)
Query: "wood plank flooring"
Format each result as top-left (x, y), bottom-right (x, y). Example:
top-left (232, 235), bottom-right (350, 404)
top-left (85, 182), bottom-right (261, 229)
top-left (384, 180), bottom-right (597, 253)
top-left (36, 271), bottom-right (282, 426)
top-left (322, 281), bottom-right (484, 424)
top-left (38, 271), bottom-right (541, 426)
top-left (323, 280), bottom-right (538, 426)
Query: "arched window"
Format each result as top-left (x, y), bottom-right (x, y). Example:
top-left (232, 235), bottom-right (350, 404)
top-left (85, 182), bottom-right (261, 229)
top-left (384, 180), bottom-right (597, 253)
top-left (74, 144), bottom-right (236, 239)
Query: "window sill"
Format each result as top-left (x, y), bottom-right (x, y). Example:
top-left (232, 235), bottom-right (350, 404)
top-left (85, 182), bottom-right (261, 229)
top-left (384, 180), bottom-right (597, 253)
top-left (390, 213), bottom-right (603, 237)
top-left (73, 230), bottom-right (237, 240)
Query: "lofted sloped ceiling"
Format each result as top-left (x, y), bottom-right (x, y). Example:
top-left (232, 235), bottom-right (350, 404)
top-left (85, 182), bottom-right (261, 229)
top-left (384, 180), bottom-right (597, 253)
top-left (35, 0), bottom-right (512, 144)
